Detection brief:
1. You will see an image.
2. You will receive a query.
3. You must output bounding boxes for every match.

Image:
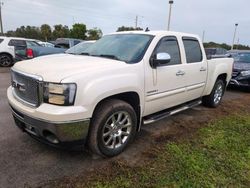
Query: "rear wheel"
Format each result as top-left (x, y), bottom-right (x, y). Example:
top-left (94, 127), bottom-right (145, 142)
top-left (88, 99), bottom-right (137, 157)
top-left (0, 54), bottom-right (13, 67)
top-left (202, 79), bottom-right (226, 108)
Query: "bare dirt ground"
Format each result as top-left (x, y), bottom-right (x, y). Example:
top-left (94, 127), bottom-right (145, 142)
top-left (0, 68), bottom-right (249, 188)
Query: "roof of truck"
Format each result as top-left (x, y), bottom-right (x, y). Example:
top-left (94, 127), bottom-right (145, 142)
top-left (109, 30), bottom-right (200, 39)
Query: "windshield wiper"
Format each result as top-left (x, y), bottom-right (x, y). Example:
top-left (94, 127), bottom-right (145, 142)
top-left (98, 54), bottom-right (121, 61)
top-left (80, 52), bottom-right (90, 56)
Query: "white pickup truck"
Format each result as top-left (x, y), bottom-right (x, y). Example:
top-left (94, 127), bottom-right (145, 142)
top-left (7, 31), bottom-right (233, 157)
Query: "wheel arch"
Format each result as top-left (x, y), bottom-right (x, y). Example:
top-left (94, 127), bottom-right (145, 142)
top-left (0, 52), bottom-right (13, 59)
top-left (217, 73), bottom-right (228, 84)
top-left (92, 91), bottom-right (141, 131)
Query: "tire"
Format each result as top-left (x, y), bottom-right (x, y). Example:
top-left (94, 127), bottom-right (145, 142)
top-left (0, 54), bottom-right (13, 67)
top-left (202, 79), bottom-right (226, 108)
top-left (88, 99), bottom-right (137, 157)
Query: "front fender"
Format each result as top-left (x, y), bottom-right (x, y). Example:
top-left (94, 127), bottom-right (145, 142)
top-left (64, 71), bottom-right (144, 118)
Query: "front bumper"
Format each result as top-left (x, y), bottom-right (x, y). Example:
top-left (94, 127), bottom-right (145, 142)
top-left (229, 77), bottom-right (250, 88)
top-left (11, 105), bottom-right (90, 146)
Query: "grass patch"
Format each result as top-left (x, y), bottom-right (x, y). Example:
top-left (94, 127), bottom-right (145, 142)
top-left (52, 115), bottom-right (250, 188)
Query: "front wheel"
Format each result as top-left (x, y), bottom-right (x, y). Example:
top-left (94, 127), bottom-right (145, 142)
top-left (202, 79), bottom-right (226, 108)
top-left (88, 99), bottom-right (137, 157)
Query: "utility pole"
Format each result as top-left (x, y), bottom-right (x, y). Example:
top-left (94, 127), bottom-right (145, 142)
top-left (0, 1), bottom-right (3, 35)
top-left (167, 0), bottom-right (174, 31)
top-left (236, 38), bottom-right (240, 50)
top-left (231, 23), bottom-right (238, 50)
top-left (202, 30), bottom-right (205, 43)
top-left (135, 15), bottom-right (138, 29)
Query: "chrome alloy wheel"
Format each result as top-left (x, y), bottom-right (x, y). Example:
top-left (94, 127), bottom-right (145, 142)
top-left (214, 83), bottom-right (223, 104)
top-left (102, 111), bottom-right (132, 149)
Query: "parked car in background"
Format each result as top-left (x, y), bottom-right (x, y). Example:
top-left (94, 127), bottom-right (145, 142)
top-left (8, 31), bottom-right (233, 157)
top-left (228, 50), bottom-right (250, 89)
top-left (205, 48), bottom-right (228, 56)
top-left (0, 36), bottom-right (40, 67)
top-left (65, 41), bottom-right (95, 55)
top-left (25, 45), bottom-right (66, 59)
top-left (37, 41), bottom-right (55, 48)
top-left (54, 38), bottom-right (83, 49)
top-left (205, 48), bottom-right (229, 59)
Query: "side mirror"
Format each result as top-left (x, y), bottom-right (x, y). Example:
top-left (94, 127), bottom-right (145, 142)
top-left (151, 52), bottom-right (171, 68)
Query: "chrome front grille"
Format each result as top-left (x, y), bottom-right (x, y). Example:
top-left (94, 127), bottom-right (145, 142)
top-left (11, 70), bottom-right (43, 107)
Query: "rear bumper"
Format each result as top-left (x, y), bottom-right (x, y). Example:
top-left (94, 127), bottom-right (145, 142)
top-left (11, 105), bottom-right (90, 146)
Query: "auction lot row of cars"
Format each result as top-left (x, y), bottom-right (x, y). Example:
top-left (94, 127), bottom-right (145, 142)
top-left (1, 31), bottom-right (250, 158)
top-left (0, 36), bottom-right (94, 67)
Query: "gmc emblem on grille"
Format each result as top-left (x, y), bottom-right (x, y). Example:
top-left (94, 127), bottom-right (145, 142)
top-left (12, 81), bottom-right (26, 92)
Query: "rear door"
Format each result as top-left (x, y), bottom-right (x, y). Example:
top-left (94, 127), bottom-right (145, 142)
top-left (181, 37), bottom-right (207, 100)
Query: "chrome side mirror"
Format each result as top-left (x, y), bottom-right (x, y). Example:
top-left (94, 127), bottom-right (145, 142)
top-left (151, 52), bottom-right (171, 68)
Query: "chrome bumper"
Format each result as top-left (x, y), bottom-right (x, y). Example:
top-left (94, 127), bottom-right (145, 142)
top-left (229, 79), bottom-right (250, 87)
top-left (229, 79), bottom-right (240, 86)
top-left (10, 106), bottom-right (90, 144)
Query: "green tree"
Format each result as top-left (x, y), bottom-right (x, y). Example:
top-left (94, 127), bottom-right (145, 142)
top-left (5, 30), bottom-right (15, 37)
top-left (70, 23), bottom-right (87, 40)
top-left (41, 24), bottom-right (52, 41)
top-left (14, 25), bottom-right (41, 39)
top-left (87, 28), bottom-right (102, 40)
top-left (15, 26), bottom-right (26, 38)
top-left (116, 26), bottom-right (143, 32)
top-left (203, 42), bottom-right (250, 50)
top-left (25, 26), bottom-right (41, 39)
top-left (52, 24), bottom-right (70, 39)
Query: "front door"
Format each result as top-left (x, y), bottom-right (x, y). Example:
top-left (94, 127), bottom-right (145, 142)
top-left (144, 36), bottom-right (188, 116)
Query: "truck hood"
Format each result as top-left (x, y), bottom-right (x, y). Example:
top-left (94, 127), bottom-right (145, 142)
top-left (13, 54), bottom-right (127, 82)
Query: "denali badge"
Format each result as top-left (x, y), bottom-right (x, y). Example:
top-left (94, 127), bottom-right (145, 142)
top-left (12, 81), bottom-right (26, 92)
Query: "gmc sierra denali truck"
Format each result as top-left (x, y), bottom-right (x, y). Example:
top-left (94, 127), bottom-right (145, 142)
top-left (7, 31), bottom-right (233, 157)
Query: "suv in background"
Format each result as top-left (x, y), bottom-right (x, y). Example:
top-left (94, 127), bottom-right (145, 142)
top-left (0, 36), bottom-right (41, 67)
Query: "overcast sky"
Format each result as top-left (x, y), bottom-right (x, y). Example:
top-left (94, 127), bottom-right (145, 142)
top-left (2, 0), bottom-right (250, 45)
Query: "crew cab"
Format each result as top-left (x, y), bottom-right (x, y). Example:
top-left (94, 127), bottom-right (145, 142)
top-left (7, 31), bottom-right (233, 157)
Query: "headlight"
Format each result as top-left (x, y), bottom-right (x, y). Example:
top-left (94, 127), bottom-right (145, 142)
top-left (43, 83), bottom-right (77, 106)
top-left (241, 70), bottom-right (250, 77)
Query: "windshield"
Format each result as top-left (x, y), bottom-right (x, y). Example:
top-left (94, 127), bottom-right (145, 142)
top-left (82, 34), bottom-right (154, 63)
top-left (234, 53), bottom-right (250, 63)
top-left (27, 41), bottom-right (41, 47)
top-left (66, 42), bottom-right (94, 55)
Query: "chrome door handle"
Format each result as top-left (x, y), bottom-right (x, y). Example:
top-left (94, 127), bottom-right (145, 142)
top-left (200, 67), bottom-right (207, 72)
top-left (176, 70), bottom-right (185, 76)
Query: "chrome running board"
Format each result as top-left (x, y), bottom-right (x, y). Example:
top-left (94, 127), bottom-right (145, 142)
top-left (143, 99), bottom-right (202, 125)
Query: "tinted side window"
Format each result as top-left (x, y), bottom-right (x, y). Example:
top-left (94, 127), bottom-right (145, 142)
top-left (8, 40), bottom-right (26, 47)
top-left (55, 43), bottom-right (70, 49)
top-left (155, 36), bottom-right (181, 66)
top-left (0, 39), bottom-right (4, 43)
top-left (182, 37), bottom-right (202, 63)
top-left (74, 40), bottom-right (81, 46)
top-left (26, 41), bottom-right (40, 47)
